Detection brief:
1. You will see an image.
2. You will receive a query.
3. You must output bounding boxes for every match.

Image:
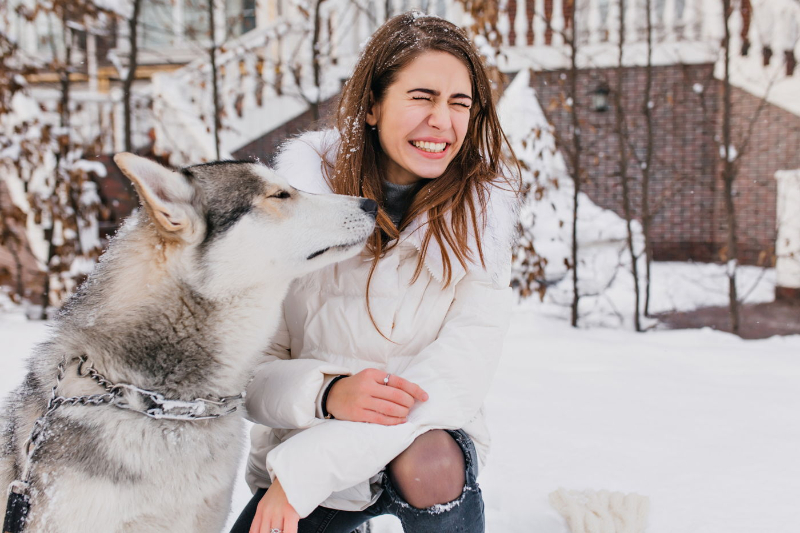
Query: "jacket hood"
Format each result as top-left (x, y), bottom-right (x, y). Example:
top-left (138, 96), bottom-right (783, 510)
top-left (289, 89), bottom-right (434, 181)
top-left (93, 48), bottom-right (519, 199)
top-left (273, 129), bottom-right (519, 288)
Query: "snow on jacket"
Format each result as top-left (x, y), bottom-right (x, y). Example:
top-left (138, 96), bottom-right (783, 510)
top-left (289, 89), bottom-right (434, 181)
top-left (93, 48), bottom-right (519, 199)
top-left (244, 129), bottom-right (518, 518)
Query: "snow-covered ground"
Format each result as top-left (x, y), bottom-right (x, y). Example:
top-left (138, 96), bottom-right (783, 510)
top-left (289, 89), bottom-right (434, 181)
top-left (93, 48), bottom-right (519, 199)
top-left (1, 262), bottom-right (798, 533)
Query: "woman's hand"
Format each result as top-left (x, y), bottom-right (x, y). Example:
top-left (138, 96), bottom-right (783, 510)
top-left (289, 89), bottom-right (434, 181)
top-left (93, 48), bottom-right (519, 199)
top-left (326, 368), bottom-right (428, 424)
top-left (250, 478), bottom-right (299, 533)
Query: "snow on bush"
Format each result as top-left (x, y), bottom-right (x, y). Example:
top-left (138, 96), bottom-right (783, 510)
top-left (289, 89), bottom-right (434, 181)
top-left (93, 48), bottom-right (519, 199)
top-left (0, 83), bottom-right (104, 307)
top-left (499, 69), bottom-right (646, 328)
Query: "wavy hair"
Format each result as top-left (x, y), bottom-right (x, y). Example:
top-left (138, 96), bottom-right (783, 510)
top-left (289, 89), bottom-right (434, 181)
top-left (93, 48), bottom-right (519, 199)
top-left (321, 12), bottom-right (520, 333)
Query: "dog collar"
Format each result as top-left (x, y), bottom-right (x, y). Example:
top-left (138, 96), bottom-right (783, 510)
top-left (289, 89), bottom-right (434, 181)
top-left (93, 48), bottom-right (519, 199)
top-left (75, 356), bottom-right (246, 421)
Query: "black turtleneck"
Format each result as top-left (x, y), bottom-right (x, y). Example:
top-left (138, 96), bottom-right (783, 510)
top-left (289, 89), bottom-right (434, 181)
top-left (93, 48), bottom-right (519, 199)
top-left (382, 179), bottom-right (427, 227)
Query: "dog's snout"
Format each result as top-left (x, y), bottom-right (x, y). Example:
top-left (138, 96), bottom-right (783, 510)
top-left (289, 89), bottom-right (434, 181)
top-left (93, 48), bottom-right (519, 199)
top-left (360, 199), bottom-right (379, 218)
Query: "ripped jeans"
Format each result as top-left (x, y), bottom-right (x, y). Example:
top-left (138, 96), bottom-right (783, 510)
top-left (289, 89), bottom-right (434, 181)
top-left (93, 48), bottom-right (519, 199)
top-left (229, 429), bottom-right (484, 533)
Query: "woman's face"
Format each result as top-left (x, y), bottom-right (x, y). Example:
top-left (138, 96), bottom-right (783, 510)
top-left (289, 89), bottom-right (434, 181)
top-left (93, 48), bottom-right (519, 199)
top-left (366, 51), bottom-right (473, 186)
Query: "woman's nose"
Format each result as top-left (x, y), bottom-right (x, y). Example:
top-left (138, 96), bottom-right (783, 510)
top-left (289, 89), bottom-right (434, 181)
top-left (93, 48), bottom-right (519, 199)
top-left (427, 102), bottom-right (452, 130)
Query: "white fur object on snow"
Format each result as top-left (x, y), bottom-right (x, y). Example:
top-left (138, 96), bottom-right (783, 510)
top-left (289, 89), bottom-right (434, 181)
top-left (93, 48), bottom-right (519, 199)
top-left (549, 488), bottom-right (650, 533)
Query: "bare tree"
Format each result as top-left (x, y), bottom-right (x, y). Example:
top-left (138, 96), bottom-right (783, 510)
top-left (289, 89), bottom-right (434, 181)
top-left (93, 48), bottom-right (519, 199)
top-left (641, 0), bottom-right (655, 317)
top-left (720, 0), bottom-right (741, 333)
top-left (208, 0), bottom-right (222, 158)
top-left (717, 0), bottom-right (782, 335)
top-left (523, 1), bottom-right (588, 327)
top-left (565, 3), bottom-right (582, 328)
top-left (613, 0), bottom-right (642, 331)
top-left (289, 0), bottom-right (330, 122)
top-left (123, 0), bottom-right (143, 153)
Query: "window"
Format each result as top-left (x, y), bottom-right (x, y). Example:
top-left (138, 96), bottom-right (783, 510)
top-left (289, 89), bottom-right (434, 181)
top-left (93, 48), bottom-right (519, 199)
top-left (226, 0), bottom-right (257, 39)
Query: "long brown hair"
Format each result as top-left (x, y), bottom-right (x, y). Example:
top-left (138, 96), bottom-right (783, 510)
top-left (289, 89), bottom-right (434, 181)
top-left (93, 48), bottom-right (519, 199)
top-left (323, 13), bottom-right (520, 332)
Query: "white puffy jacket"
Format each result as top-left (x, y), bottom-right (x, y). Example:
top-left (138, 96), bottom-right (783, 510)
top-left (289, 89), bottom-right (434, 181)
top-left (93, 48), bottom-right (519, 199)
top-left (244, 130), bottom-right (518, 518)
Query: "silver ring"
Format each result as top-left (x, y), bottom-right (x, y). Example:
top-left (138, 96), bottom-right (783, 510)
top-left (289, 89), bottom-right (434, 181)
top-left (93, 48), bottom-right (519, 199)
top-left (383, 373), bottom-right (391, 386)
top-left (270, 529), bottom-right (283, 533)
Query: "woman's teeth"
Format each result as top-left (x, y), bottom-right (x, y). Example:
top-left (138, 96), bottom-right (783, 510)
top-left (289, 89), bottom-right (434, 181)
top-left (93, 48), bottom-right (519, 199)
top-left (412, 141), bottom-right (447, 153)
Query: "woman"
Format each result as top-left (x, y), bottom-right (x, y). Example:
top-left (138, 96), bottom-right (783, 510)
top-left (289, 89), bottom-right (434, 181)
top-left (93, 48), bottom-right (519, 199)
top-left (231, 12), bottom-right (520, 533)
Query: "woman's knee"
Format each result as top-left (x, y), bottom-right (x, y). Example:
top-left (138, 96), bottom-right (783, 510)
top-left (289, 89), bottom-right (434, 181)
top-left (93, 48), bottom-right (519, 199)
top-left (387, 430), bottom-right (466, 509)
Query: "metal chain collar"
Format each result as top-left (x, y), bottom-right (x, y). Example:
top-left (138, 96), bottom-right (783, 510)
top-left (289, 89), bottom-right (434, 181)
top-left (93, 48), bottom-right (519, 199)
top-left (7, 355), bottom-right (246, 520)
top-left (75, 355), bottom-right (246, 421)
top-left (21, 357), bottom-right (115, 480)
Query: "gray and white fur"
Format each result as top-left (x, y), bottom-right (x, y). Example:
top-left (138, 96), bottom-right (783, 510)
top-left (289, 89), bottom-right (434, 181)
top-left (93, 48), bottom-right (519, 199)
top-left (0, 153), bottom-right (376, 532)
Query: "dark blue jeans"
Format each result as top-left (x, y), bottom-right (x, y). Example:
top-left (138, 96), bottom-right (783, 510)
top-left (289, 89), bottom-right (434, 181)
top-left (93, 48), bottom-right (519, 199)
top-left (230, 429), bottom-right (485, 533)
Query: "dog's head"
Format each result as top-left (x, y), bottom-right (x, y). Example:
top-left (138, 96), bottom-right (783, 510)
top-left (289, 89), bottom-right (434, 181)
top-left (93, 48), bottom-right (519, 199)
top-left (113, 153), bottom-right (377, 296)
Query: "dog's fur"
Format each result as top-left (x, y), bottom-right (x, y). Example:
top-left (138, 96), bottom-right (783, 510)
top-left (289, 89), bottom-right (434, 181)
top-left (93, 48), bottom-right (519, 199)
top-left (0, 154), bottom-right (376, 532)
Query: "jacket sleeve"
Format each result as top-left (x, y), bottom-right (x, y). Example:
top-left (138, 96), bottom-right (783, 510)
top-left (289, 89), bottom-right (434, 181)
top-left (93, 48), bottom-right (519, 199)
top-left (244, 304), bottom-right (352, 429)
top-left (264, 266), bottom-right (514, 517)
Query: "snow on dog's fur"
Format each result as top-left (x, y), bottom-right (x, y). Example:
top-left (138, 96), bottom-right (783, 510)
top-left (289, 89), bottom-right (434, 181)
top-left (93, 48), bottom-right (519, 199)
top-left (0, 153), bottom-right (377, 532)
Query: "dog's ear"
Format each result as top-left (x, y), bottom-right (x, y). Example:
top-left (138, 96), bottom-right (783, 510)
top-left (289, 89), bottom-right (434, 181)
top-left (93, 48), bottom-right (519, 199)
top-left (114, 153), bottom-right (202, 241)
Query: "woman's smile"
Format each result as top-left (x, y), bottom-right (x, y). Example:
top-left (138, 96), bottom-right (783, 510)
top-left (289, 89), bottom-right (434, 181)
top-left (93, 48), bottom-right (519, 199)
top-left (409, 139), bottom-right (450, 158)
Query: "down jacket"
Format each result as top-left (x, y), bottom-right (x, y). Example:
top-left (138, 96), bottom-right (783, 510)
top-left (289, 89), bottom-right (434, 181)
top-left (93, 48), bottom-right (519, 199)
top-left (244, 130), bottom-right (518, 518)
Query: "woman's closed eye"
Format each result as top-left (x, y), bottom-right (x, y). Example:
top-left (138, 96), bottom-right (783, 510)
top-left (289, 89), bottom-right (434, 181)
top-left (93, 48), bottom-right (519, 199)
top-left (411, 96), bottom-right (470, 108)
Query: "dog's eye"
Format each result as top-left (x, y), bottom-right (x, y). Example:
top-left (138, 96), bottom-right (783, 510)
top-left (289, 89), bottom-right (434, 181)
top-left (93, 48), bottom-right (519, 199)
top-left (271, 191), bottom-right (291, 200)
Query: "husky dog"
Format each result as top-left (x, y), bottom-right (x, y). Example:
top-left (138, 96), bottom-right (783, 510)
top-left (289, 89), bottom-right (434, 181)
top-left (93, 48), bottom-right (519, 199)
top-left (0, 153), bottom-right (377, 532)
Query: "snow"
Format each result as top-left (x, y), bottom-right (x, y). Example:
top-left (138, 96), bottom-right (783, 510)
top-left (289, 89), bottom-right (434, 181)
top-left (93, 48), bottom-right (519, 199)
top-left (644, 262), bottom-right (774, 313)
top-left (472, 309), bottom-right (800, 533)
top-left (1, 263), bottom-right (797, 533)
top-left (500, 69), bottom-right (649, 328)
top-left (721, 0), bottom-right (800, 117)
top-left (719, 144), bottom-right (738, 162)
top-left (91, 0), bottom-right (133, 18)
top-left (149, 13), bottom-right (351, 166)
top-left (73, 159), bottom-right (108, 178)
top-left (1, 90), bottom-right (103, 281)
top-left (76, 181), bottom-right (102, 256)
top-left (474, 35), bottom-right (499, 66)
top-left (775, 169), bottom-right (800, 289)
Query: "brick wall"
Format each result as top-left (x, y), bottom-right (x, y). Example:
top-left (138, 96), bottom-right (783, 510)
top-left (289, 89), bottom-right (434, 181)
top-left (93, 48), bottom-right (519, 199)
top-left (530, 63), bottom-right (800, 265)
top-left (723, 86), bottom-right (800, 264)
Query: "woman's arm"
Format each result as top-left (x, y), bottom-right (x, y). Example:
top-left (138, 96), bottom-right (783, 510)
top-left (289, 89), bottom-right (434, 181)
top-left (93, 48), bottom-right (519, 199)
top-left (264, 266), bottom-right (514, 517)
top-left (245, 303), bottom-right (429, 429)
top-left (244, 304), bottom-right (352, 429)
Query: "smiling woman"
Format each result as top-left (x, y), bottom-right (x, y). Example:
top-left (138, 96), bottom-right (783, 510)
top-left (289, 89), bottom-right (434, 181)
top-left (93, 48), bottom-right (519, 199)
top-left (230, 12), bottom-right (521, 533)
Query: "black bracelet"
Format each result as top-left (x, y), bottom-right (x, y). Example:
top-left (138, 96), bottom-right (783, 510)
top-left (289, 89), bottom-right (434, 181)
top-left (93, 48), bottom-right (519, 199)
top-left (321, 375), bottom-right (348, 419)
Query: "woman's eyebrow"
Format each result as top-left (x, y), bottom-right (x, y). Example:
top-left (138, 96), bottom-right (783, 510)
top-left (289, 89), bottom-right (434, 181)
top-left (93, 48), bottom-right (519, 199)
top-left (407, 88), bottom-right (473, 100)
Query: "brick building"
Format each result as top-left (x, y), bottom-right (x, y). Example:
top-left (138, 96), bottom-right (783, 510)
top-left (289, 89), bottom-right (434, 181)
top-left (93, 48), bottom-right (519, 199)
top-left (530, 63), bottom-right (800, 265)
